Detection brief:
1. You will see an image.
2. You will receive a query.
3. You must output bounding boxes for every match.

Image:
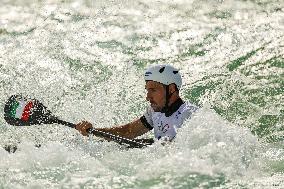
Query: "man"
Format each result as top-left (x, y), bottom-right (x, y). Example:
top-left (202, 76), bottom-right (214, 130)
top-left (76, 64), bottom-right (198, 142)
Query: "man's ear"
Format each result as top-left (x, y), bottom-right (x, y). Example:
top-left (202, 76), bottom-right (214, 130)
top-left (169, 84), bottom-right (177, 93)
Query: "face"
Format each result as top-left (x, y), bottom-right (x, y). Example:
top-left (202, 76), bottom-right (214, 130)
top-left (145, 81), bottom-right (166, 112)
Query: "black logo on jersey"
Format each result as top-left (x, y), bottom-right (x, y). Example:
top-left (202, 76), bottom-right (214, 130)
top-left (158, 121), bottom-right (170, 133)
top-left (175, 111), bottom-right (181, 119)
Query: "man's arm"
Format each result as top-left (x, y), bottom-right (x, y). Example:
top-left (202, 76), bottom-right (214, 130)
top-left (76, 118), bottom-right (150, 139)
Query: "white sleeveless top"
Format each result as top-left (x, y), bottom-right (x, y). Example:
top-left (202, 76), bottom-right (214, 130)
top-left (140, 99), bottom-right (198, 140)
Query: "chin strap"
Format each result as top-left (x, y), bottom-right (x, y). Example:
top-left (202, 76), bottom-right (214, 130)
top-left (161, 85), bottom-right (176, 116)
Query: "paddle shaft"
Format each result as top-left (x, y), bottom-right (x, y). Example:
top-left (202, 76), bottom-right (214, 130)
top-left (53, 119), bottom-right (76, 128)
top-left (52, 118), bottom-right (149, 148)
top-left (4, 94), bottom-right (152, 148)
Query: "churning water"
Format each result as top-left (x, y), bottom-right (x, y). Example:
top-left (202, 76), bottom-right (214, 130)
top-left (0, 0), bottom-right (283, 188)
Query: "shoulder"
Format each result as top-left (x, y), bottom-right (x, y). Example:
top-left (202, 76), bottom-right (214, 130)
top-left (180, 101), bottom-right (199, 113)
top-left (140, 105), bottom-right (155, 129)
top-left (177, 101), bottom-right (199, 119)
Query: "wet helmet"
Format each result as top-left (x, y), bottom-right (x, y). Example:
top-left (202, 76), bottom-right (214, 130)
top-left (144, 64), bottom-right (182, 90)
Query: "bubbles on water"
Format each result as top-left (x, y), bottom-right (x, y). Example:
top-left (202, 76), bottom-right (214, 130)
top-left (0, 0), bottom-right (284, 188)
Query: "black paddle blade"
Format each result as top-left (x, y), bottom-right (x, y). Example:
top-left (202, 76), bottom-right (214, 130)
top-left (4, 95), bottom-right (54, 126)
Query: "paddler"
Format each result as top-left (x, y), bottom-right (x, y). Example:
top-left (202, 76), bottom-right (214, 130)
top-left (76, 64), bottom-right (198, 142)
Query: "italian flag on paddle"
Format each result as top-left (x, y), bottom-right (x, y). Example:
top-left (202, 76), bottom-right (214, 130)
top-left (8, 99), bottom-right (34, 121)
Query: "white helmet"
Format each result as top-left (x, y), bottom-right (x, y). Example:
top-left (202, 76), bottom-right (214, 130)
top-left (144, 64), bottom-right (182, 90)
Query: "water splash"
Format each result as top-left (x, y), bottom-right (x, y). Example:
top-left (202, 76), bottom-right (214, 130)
top-left (0, 0), bottom-right (284, 188)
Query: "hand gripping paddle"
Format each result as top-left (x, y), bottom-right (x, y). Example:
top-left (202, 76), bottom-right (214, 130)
top-left (4, 95), bottom-right (153, 148)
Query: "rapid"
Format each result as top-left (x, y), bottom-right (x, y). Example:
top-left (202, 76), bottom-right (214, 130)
top-left (0, 0), bottom-right (283, 188)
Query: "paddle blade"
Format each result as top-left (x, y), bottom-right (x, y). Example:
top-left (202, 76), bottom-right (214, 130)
top-left (4, 95), bottom-right (54, 126)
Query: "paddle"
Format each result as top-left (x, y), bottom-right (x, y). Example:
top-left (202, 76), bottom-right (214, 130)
top-left (4, 95), bottom-right (154, 148)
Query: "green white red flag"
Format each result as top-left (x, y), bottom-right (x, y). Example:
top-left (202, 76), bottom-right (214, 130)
top-left (9, 100), bottom-right (34, 121)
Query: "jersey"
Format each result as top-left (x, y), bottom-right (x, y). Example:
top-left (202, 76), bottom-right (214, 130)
top-left (140, 98), bottom-right (198, 140)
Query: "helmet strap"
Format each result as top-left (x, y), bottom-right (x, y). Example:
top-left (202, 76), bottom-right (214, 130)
top-left (162, 85), bottom-right (176, 114)
top-left (165, 85), bottom-right (170, 111)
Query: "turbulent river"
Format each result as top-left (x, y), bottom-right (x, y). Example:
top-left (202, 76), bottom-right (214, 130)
top-left (0, 0), bottom-right (283, 188)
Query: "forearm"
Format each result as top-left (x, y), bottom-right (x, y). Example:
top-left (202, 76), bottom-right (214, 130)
top-left (96, 124), bottom-right (138, 139)
top-left (96, 119), bottom-right (148, 139)
top-left (76, 119), bottom-right (149, 139)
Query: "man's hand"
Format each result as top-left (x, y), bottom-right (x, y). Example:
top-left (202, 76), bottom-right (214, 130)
top-left (75, 121), bottom-right (93, 136)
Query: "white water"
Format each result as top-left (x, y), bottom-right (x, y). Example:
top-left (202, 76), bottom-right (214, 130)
top-left (0, 0), bottom-right (283, 188)
top-left (0, 108), bottom-right (270, 188)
